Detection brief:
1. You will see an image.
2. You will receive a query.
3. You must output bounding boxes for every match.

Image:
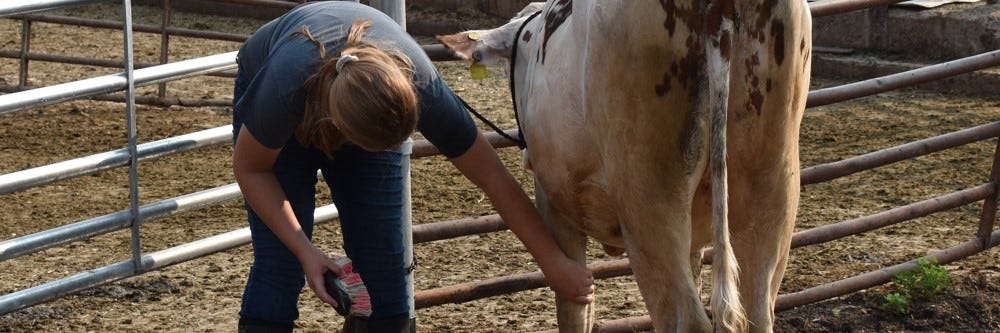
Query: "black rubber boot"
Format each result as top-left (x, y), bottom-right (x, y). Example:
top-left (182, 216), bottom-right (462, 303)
top-left (342, 313), bottom-right (416, 333)
top-left (238, 317), bottom-right (294, 333)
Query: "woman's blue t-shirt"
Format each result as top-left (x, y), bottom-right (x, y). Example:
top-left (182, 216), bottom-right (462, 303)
top-left (233, 1), bottom-right (477, 158)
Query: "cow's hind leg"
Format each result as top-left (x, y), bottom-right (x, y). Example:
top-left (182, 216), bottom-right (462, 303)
top-left (727, 0), bottom-right (810, 328)
top-left (620, 199), bottom-right (711, 333)
top-left (728, 170), bottom-right (797, 333)
top-left (535, 179), bottom-right (595, 333)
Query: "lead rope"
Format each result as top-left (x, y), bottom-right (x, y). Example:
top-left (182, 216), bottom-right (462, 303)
top-left (455, 94), bottom-right (523, 147)
top-left (505, 10), bottom-right (543, 150)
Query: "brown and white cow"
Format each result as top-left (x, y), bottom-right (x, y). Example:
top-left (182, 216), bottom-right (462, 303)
top-left (439, 1), bottom-right (811, 332)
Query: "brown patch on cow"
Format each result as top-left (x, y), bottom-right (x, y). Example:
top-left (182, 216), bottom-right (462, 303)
top-left (766, 78), bottom-right (773, 92)
top-left (750, 87), bottom-right (764, 116)
top-left (755, 0), bottom-right (779, 34)
top-left (719, 30), bottom-right (731, 61)
top-left (659, 0), bottom-right (678, 37)
top-left (744, 53), bottom-right (760, 73)
top-left (746, 71), bottom-right (765, 115)
top-left (800, 38), bottom-right (805, 51)
top-left (542, 0), bottom-right (572, 63)
top-left (770, 20), bottom-right (785, 65)
top-left (655, 72), bottom-right (671, 97)
top-left (674, 35), bottom-right (708, 97)
top-left (706, 0), bottom-right (735, 41)
top-left (522, 30), bottom-right (533, 43)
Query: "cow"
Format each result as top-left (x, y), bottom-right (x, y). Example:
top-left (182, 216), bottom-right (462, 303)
top-left (438, 0), bottom-right (811, 332)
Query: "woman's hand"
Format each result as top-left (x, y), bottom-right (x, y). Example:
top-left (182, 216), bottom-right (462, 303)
top-left (540, 255), bottom-right (595, 304)
top-left (298, 244), bottom-right (345, 308)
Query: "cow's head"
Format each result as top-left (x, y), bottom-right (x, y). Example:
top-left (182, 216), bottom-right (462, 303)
top-left (435, 2), bottom-right (545, 66)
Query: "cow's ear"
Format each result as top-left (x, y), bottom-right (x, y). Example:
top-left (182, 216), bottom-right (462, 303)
top-left (436, 25), bottom-right (519, 66)
top-left (437, 4), bottom-right (539, 65)
top-left (435, 32), bottom-right (480, 61)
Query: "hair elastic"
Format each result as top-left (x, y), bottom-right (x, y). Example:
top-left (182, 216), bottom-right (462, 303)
top-left (336, 54), bottom-right (359, 72)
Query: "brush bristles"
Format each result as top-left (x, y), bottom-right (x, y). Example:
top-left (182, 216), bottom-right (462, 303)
top-left (335, 257), bottom-right (372, 317)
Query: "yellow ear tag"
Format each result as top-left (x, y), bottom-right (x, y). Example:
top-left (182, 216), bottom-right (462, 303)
top-left (470, 63), bottom-right (488, 80)
top-left (467, 31), bottom-right (480, 41)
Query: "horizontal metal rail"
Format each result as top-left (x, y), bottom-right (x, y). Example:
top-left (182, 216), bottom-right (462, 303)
top-left (0, 84), bottom-right (234, 107)
top-left (0, 125), bottom-right (233, 194)
top-left (412, 214), bottom-right (508, 244)
top-left (13, 13), bottom-right (250, 42)
top-left (791, 183), bottom-right (996, 247)
top-left (808, 50), bottom-right (1000, 108)
top-left (415, 258), bottom-right (631, 310)
top-left (801, 121), bottom-right (1000, 185)
top-left (0, 126), bottom-right (516, 196)
top-left (809, 0), bottom-right (905, 17)
top-left (0, 49), bottom-right (237, 77)
top-left (207, 0), bottom-right (299, 10)
top-left (0, 0), bottom-right (114, 18)
top-left (0, 51), bottom-right (237, 115)
top-left (0, 204), bottom-right (338, 315)
top-left (0, 184), bottom-right (241, 262)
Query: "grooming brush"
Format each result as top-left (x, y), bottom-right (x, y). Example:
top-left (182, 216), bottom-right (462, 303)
top-left (329, 257), bottom-right (372, 318)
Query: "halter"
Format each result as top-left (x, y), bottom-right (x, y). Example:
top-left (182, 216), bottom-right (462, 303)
top-left (455, 10), bottom-right (541, 150)
top-left (507, 9), bottom-right (543, 150)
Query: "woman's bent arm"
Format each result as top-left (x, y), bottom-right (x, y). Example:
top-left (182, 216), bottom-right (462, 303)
top-left (232, 125), bottom-right (343, 306)
top-left (448, 133), bottom-right (594, 304)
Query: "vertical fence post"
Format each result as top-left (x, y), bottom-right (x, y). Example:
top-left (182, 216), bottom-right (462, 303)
top-left (978, 137), bottom-right (1000, 248)
top-left (399, 138), bottom-right (416, 322)
top-left (121, 0), bottom-right (143, 272)
top-left (371, 0), bottom-right (406, 31)
top-left (18, 19), bottom-right (31, 88)
top-left (157, 0), bottom-right (172, 101)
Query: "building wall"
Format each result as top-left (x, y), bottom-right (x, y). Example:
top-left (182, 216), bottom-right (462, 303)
top-left (409, 0), bottom-right (534, 17)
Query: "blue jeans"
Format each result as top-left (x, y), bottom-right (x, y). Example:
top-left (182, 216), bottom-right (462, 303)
top-left (234, 76), bottom-right (410, 325)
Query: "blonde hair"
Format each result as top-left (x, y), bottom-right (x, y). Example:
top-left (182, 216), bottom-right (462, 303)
top-left (294, 19), bottom-right (418, 156)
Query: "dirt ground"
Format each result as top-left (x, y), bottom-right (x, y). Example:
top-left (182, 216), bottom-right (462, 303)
top-left (1, 3), bottom-right (999, 333)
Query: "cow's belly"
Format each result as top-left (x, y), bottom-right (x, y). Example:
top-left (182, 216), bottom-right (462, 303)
top-left (545, 169), bottom-right (624, 248)
top-left (527, 129), bottom-right (625, 249)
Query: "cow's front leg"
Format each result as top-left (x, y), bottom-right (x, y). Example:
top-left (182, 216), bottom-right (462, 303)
top-left (535, 178), bottom-right (595, 333)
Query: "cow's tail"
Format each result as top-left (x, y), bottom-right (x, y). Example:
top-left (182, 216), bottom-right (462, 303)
top-left (706, 0), bottom-right (747, 332)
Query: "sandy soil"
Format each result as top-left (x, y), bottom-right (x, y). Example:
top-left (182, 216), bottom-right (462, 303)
top-left (1, 3), bottom-right (998, 333)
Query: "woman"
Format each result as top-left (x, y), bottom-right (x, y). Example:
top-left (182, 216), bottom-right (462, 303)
top-left (231, 2), bottom-right (594, 332)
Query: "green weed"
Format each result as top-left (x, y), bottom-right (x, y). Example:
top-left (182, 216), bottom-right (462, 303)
top-left (880, 292), bottom-right (910, 314)
top-left (880, 257), bottom-right (952, 314)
